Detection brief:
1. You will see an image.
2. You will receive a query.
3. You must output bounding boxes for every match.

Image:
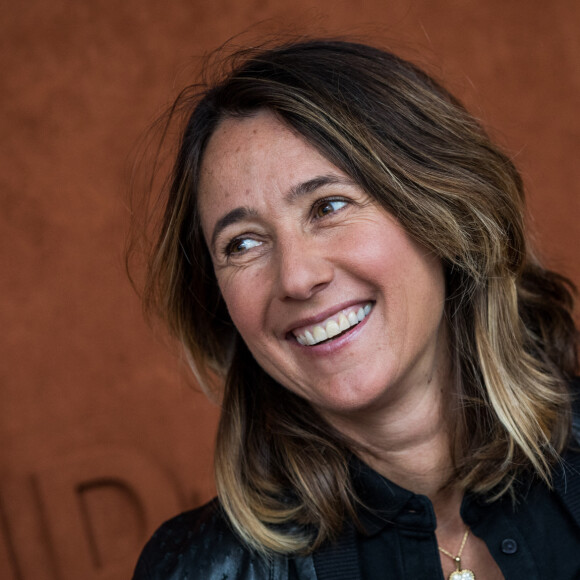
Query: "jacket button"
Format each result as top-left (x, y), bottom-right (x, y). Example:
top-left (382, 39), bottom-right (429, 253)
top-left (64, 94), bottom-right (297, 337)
top-left (501, 538), bottom-right (518, 554)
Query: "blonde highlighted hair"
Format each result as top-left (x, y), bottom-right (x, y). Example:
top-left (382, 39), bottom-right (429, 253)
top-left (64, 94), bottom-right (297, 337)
top-left (132, 39), bottom-right (578, 555)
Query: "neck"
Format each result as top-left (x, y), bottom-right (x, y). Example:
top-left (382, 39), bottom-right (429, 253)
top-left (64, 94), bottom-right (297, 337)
top-left (324, 362), bottom-right (457, 501)
top-left (331, 384), bottom-right (465, 534)
top-left (355, 392), bottom-right (452, 497)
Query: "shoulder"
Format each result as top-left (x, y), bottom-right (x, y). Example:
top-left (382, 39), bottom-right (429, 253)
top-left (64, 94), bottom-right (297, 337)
top-left (552, 379), bottom-right (580, 531)
top-left (571, 376), bottom-right (580, 442)
top-left (132, 498), bottom-right (286, 580)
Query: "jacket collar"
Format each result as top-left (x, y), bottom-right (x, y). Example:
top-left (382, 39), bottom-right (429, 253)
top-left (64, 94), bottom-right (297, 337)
top-left (350, 457), bottom-right (436, 535)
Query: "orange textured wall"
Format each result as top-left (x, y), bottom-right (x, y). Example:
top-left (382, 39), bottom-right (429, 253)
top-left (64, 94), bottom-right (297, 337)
top-left (1, 1), bottom-right (578, 578)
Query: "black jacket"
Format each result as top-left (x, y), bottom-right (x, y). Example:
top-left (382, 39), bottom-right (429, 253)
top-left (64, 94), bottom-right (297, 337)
top-left (132, 498), bottom-right (318, 579)
top-left (132, 444), bottom-right (580, 580)
top-left (134, 378), bottom-right (580, 579)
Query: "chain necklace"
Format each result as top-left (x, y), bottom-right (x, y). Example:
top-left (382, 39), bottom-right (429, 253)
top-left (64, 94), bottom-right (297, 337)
top-left (438, 528), bottom-right (476, 580)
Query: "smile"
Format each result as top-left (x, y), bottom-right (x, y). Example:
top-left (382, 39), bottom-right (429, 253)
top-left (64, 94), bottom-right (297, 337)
top-left (293, 303), bottom-right (372, 346)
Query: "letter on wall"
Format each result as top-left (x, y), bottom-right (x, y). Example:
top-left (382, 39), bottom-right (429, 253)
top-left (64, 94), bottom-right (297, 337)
top-left (2, 447), bottom-right (183, 580)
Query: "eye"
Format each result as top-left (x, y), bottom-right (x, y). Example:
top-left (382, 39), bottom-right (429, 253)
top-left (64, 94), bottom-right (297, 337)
top-left (225, 237), bottom-right (262, 256)
top-left (313, 198), bottom-right (348, 219)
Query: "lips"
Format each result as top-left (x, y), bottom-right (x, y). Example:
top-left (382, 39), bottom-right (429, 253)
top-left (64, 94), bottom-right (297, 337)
top-left (292, 303), bottom-right (372, 346)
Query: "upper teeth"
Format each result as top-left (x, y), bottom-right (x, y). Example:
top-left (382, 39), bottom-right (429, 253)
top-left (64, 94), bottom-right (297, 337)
top-left (294, 303), bottom-right (372, 346)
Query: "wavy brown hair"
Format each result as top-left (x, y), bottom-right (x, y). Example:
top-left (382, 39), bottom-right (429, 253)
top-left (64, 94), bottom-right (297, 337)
top-left (132, 39), bottom-right (578, 554)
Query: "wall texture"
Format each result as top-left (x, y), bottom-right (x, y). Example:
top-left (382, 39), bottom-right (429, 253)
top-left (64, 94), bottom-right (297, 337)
top-left (1, 1), bottom-right (578, 578)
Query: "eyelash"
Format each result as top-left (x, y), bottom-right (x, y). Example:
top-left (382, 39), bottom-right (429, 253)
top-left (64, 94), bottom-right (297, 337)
top-left (224, 236), bottom-right (261, 256)
top-left (312, 197), bottom-right (348, 219)
top-left (222, 196), bottom-right (350, 258)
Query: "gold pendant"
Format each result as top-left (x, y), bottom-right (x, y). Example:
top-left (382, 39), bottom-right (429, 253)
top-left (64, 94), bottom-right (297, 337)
top-left (449, 570), bottom-right (475, 580)
top-left (439, 530), bottom-right (475, 580)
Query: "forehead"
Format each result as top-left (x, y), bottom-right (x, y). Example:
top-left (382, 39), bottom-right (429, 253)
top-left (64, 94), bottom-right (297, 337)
top-left (197, 111), bottom-right (344, 222)
top-left (204, 110), bottom-right (286, 159)
top-left (199, 110), bottom-right (328, 185)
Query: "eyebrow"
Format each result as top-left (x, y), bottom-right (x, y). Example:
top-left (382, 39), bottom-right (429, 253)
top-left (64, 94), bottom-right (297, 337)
top-left (209, 174), bottom-right (355, 253)
top-left (285, 174), bottom-right (355, 203)
top-left (210, 206), bottom-right (258, 253)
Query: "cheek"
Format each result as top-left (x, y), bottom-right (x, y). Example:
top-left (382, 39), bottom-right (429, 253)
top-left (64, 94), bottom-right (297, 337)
top-left (355, 228), bottom-right (445, 318)
top-left (217, 270), bottom-right (268, 343)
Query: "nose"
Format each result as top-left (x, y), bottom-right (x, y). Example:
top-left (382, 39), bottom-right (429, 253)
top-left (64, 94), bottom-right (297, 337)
top-left (275, 236), bottom-right (333, 301)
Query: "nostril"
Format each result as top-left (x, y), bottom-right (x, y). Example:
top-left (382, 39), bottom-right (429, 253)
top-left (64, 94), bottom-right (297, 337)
top-left (277, 251), bottom-right (334, 301)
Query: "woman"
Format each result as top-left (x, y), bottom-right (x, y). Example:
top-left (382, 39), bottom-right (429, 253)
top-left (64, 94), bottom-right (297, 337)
top-left (131, 39), bottom-right (579, 579)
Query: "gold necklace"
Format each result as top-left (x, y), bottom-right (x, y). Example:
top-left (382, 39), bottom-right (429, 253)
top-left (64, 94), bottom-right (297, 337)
top-left (438, 528), bottom-right (475, 580)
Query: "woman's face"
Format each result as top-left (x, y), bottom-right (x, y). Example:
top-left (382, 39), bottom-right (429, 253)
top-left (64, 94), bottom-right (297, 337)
top-left (198, 111), bottom-right (448, 420)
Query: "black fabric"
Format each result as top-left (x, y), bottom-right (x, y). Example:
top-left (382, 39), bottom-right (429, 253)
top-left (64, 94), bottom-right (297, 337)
top-left (557, 376), bottom-right (580, 530)
top-left (132, 455), bottom-right (580, 580)
top-left (131, 498), bottom-right (317, 580)
top-left (132, 378), bottom-right (580, 579)
top-left (355, 456), bottom-right (580, 579)
top-left (312, 523), bottom-right (361, 580)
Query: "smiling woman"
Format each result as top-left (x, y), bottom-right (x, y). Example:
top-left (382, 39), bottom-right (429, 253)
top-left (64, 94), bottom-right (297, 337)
top-left (131, 40), bottom-right (579, 580)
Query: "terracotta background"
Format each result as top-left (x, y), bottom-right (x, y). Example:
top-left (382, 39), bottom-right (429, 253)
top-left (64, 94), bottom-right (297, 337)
top-left (1, 1), bottom-right (578, 578)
